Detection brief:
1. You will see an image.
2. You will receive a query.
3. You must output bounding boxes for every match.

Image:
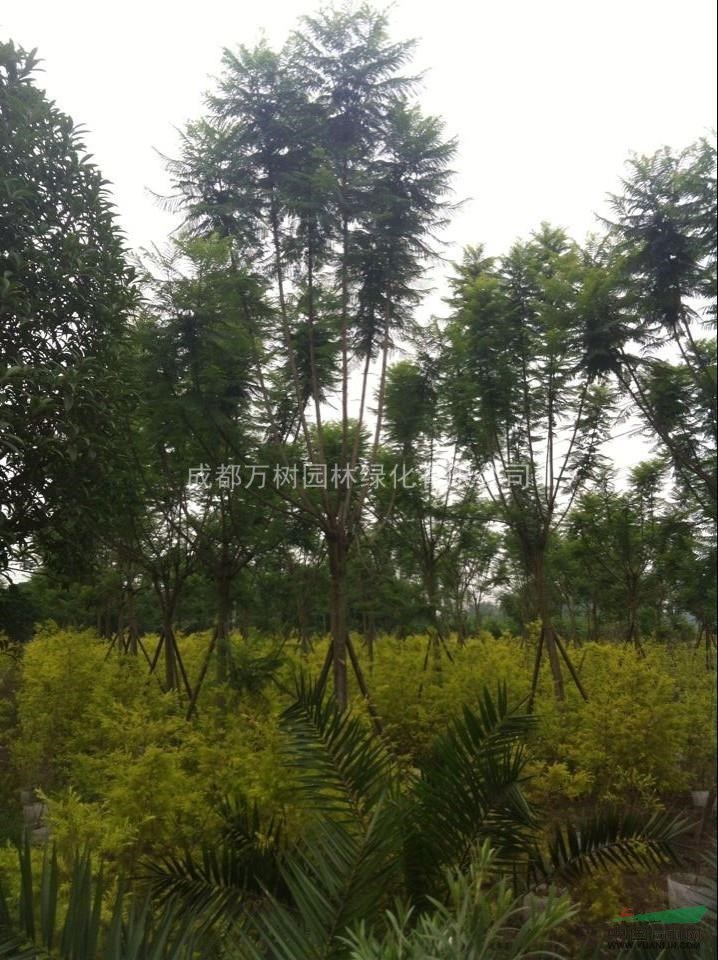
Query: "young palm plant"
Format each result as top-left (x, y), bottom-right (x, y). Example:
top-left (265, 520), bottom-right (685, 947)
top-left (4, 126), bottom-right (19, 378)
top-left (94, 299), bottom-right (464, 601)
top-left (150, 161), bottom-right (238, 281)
top-left (144, 679), bottom-right (690, 958)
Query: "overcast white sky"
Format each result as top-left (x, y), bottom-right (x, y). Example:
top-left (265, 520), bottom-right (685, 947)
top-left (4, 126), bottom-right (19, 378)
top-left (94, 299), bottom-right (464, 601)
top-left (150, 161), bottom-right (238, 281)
top-left (3, 0), bottom-right (717, 477)
top-left (4, 0), bottom-right (716, 257)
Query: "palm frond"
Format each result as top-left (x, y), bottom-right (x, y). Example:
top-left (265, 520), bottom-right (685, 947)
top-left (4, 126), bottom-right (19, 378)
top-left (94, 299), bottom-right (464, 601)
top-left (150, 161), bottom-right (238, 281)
top-left (530, 809), bottom-right (691, 885)
top-left (411, 684), bottom-right (538, 877)
top-left (241, 803), bottom-right (403, 960)
top-left (142, 794), bottom-right (287, 933)
top-left (280, 673), bottom-right (394, 823)
top-left (226, 646), bottom-right (286, 696)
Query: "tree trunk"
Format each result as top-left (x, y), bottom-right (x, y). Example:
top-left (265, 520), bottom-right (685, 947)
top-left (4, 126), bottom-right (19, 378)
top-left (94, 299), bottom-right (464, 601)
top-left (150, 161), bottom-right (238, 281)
top-left (127, 588), bottom-right (139, 656)
top-left (473, 589), bottom-right (483, 632)
top-left (425, 565), bottom-right (440, 634)
top-left (627, 612), bottom-right (636, 644)
top-left (216, 571), bottom-right (232, 683)
top-left (626, 585), bottom-right (643, 653)
top-left (534, 555), bottom-right (565, 700)
top-left (455, 590), bottom-right (467, 644)
top-left (590, 596), bottom-right (598, 640)
top-left (328, 532), bottom-right (349, 711)
top-left (565, 595), bottom-right (579, 645)
top-left (296, 574), bottom-right (309, 653)
top-left (367, 613), bottom-right (376, 669)
top-left (162, 614), bottom-right (178, 691)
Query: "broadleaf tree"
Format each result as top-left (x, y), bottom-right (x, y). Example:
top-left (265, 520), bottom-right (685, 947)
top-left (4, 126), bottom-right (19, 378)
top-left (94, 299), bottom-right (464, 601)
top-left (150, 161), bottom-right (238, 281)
top-left (0, 42), bottom-right (135, 578)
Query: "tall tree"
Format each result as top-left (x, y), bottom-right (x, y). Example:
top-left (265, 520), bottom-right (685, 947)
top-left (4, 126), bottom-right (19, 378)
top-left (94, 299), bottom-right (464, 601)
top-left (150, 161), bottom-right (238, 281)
top-left (444, 232), bottom-right (614, 702)
top-left (166, 5), bottom-right (455, 708)
top-left (586, 139), bottom-right (717, 521)
top-left (381, 355), bottom-right (495, 654)
top-left (0, 42), bottom-right (135, 577)
top-left (567, 462), bottom-right (669, 647)
top-left (109, 235), bottom-right (280, 694)
top-left (142, 236), bottom-right (278, 690)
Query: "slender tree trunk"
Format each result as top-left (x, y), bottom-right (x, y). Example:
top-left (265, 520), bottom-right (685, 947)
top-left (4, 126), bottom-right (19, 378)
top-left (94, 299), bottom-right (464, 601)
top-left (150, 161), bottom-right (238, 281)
top-left (534, 554), bottom-right (565, 700)
top-left (366, 613), bottom-right (376, 669)
top-left (455, 589), bottom-right (467, 645)
top-left (563, 592), bottom-right (579, 644)
top-left (163, 613), bottom-right (178, 691)
top-left (186, 625), bottom-right (218, 721)
top-left (704, 623), bottom-right (715, 671)
top-left (591, 596), bottom-right (599, 640)
top-left (425, 565), bottom-right (439, 629)
top-left (127, 588), bottom-right (139, 656)
top-left (627, 593), bottom-right (637, 645)
top-left (346, 633), bottom-right (383, 736)
top-left (423, 565), bottom-right (444, 673)
top-left (328, 532), bottom-right (349, 711)
top-left (216, 571), bottom-right (232, 683)
top-left (626, 586), bottom-right (644, 653)
top-left (295, 568), bottom-right (309, 653)
top-left (473, 589), bottom-right (483, 633)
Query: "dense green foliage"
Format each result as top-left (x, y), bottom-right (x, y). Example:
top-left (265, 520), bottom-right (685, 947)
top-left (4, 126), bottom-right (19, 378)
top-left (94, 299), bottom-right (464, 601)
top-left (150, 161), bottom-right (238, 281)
top-left (0, 42), bottom-right (135, 577)
top-left (2, 626), bottom-right (712, 957)
top-left (0, 4), bottom-right (716, 958)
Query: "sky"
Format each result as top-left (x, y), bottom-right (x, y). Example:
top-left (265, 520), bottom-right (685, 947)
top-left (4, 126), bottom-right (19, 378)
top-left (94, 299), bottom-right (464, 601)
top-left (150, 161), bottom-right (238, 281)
top-left (2, 0), bottom-right (717, 477)
top-left (4, 0), bottom-right (716, 258)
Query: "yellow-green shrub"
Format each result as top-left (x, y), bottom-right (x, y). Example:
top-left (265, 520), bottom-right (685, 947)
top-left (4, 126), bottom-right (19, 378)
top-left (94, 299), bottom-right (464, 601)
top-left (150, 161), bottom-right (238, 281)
top-left (329, 632), bottom-right (531, 760)
top-left (12, 626), bottom-right (297, 871)
top-left (8, 626), bottom-right (715, 879)
top-left (533, 642), bottom-right (716, 804)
